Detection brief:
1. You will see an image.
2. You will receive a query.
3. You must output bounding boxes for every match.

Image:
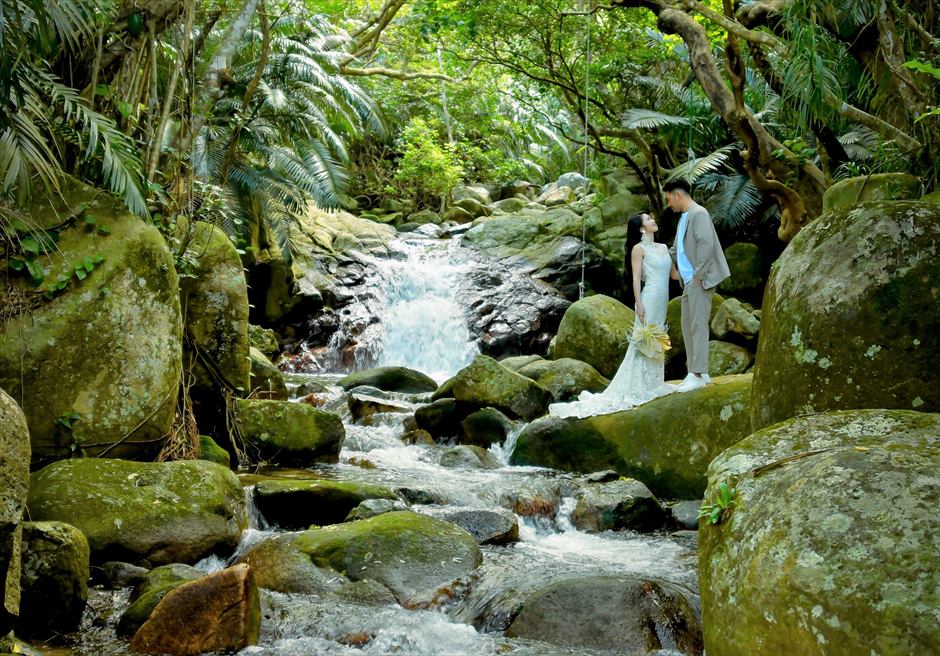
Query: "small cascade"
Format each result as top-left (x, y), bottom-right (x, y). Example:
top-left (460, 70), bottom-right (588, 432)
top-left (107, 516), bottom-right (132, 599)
top-left (245, 485), bottom-right (270, 531)
top-left (488, 422), bottom-right (526, 465)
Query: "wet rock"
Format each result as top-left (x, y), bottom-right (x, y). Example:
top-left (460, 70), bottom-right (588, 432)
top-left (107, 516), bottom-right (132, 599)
top-left (402, 429), bottom-right (435, 445)
top-left (497, 355), bottom-right (545, 371)
top-left (118, 564), bottom-right (204, 637)
top-left (516, 357), bottom-right (609, 402)
top-left (440, 509), bottom-right (519, 545)
top-left (553, 295), bottom-right (634, 379)
top-left (453, 356), bottom-right (552, 420)
top-left (27, 459), bottom-right (248, 566)
top-left (710, 298), bottom-right (760, 341)
top-left (439, 445), bottom-right (503, 470)
top-left (430, 377), bottom-right (456, 401)
top-left (700, 409), bottom-right (940, 656)
top-left (345, 499), bottom-right (407, 522)
top-left (668, 501), bottom-right (703, 531)
top-left (708, 341), bottom-right (753, 376)
top-left (235, 399), bottom-right (345, 465)
top-left (396, 488), bottom-right (446, 506)
top-left (506, 575), bottom-right (703, 653)
top-left (97, 561), bottom-right (148, 589)
top-left (17, 522), bottom-right (89, 638)
top-left (130, 564), bottom-right (260, 655)
top-left (414, 398), bottom-right (467, 438)
top-left (571, 479), bottom-right (666, 532)
top-left (0, 180), bottom-right (181, 465)
top-left (336, 579), bottom-right (398, 605)
top-left (459, 407), bottom-right (512, 448)
top-left (197, 435), bottom-right (230, 468)
top-left (253, 478), bottom-right (397, 529)
top-left (338, 366), bottom-right (438, 394)
top-left (822, 173), bottom-right (922, 213)
top-left (240, 512), bottom-right (482, 603)
top-left (752, 201), bottom-right (940, 430)
top-left (347, 393), bottom-right (412, 425)
top-left (513, 375), bottom-right (753, 498)
top-left (582, 470), bottom-right (620, 483)
top-left (720, 243), bottom-right (763, 296)
top-left (0, 389), bottom-right (29, 635)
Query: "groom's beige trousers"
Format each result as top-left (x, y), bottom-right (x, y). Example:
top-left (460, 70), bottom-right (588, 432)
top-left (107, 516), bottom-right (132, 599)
top-left (681, 281), bottom-right (714, 375)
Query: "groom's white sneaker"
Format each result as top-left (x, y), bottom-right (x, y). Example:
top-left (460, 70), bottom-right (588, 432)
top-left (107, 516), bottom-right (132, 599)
top-left (677, 373), bottom-right (708, 392)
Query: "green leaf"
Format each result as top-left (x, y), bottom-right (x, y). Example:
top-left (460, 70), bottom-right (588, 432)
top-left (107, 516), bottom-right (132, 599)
top-left (21, 236), bottom-right (40, 254)
top-left (93, 254), bottom-right (105, 264)
top-left (97, 225), bottom-right (111, 235)
top-left (74, 267), bottom-right (87, 280)
top-left (904, 60), bottom-right (940, 80)
top-left (84, 214), bottom-right (97, 226)
top-left (9, 256), bottom-right (26, 271)
top-left (709, 507), bottom-right (721, 524)
top-left (26, 259), bottom-right (46, 284)
top-left (117, 101), bottom-right (133, 118)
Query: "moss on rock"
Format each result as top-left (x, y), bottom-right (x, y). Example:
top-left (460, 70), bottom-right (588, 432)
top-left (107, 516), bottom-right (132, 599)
top-left (553, 295), bottom-right (635, 378)
top-left (252, 478), bottom-right (397, 529)
top-left (517, 357), bottom-right (609, 402)
top-left (700, 409), bottom-right (940, 656)
top-left (248, 347), bottom-right (288, 400)
top-left (338, 366), bottom-right (438, 394)
top-left (117, 563), bottom-right (204, 637)
top-left (512, 375), bottom-right (753, 498)
top-left (708, 341), bottom-right (752, 376)
top-left (247, 324), bottom-right (279, 358)
top-left (235, 399), bottom-right (345, 465)
top-left (452, 356), bottom-right (552, 420)
top-left (197, 435), bottom-right (230, 468)
top-left (752, 201), bottom-right (940, 430)
top-left (0, 189), bottom-right (181, 465)
top-left (822, 173), bottom-right (922, 213)
top-left (720, 242), bottom-right (763, 295)
top-left (26, 459), bottom-right (247, 566)
top-left (0, 389), bottom-right (29, 634)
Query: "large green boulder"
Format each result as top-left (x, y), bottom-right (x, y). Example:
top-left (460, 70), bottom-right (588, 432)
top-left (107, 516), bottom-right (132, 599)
top-left (235, 399), bottom-right (345, 465)
top-left (752, 201), bottom-right (940, 430)
top-left (459, 407), bottom-right (512, 448)
top-left (700, 410), bottom-right (940, 656)
top-left (27, 459), bottom-right (248, 566)
top-left (178, 221), bottom-right (250, 397)
top-left (117, 564), bottom-right (204, 637)
top-left (197, 435), bottom-right (230, 468)
top-left (248, 347), bottom-right (288, 400)
top-left (0, 183), bottom-right (181, 465)
top-left (553, 295), bottom-right (635, 379)
top-left (822, 173), bottom-right (922, 213)
top-left (17, 522), bottom-right (89, 638)
top-left (719, 242), bottom-right (763, 295)
top-left (708, 341), bottom-right (753, 376)
top-left (452, 356), bottom-right (552, 420)
top-left (252, 478), bottom-right (397, 529)
top-left (516, 357), bottom-right (609, 402)
top-left (598, 191), bottom-right (646, 223)
top-left (338, 366), bottom-right (438, 394)
top-left (240, 511), bottom-right (482, 603)
top-left (247, 324), bottom-right (279, 358)
top-left (512, 375), bottom-right (753, 498)
top-left (0, 389), bottom-right (29, 634)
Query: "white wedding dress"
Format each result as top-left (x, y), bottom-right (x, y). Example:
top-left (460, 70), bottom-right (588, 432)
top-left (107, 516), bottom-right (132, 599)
top-left (549, 239), bottom-right (676, 418)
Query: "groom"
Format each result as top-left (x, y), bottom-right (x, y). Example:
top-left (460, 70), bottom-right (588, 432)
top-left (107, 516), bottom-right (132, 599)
top-left (664, 179), bottom-right (730, 392)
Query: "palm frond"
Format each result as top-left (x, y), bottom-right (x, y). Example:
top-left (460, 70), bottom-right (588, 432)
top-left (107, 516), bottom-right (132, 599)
top-left (622, 108), bottom-right (691, 129)
top-left (667, 144), bottom-right (736, 183)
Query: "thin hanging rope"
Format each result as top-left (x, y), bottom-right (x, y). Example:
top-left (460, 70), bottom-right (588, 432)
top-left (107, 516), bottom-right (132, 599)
top-left (578, 0), bottom-right (591, 300)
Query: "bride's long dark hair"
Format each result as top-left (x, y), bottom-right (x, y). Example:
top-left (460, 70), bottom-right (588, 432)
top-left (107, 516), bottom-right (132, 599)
top-left (623, 212), bottom-right (650, 310)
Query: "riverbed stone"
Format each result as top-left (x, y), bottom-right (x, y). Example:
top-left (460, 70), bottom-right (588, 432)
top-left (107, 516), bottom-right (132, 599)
top-left (459, 407), bottom-right (512, 448)
top-left (506, 575), bottom-right (702, 653)
top-left (822, 173), bottom-right (922, 213)
top-left (700, 409), bottom-right (940, 656)
top-left (130, 564), bottom-right (260, 655)
top-left (338, 366), bottom-right (438, 394)
top-left (17, 521), bottom-right (89, 638)
top-left (240, 511), bottom-right (482, 603)
top-left (453, 356), bottom-right (552, 421)
top-left (0, 389), bottom-right (29, 635)
top-left (751, 201), bottom-right (940, 430)
top-left (512, 375), bottom-right (753, 498)
top-left (235, 399), bottom-right (345, 465)
top-left (571, 478), bottom-right (667, 533)
top-left (117, 563), bottom-right (204, 637)
top-left (347, 393), bottom-right (412, 425)
top-left (0, 181), bottom-right (181, 465)
top-left (490, 197), bottom-right (528, 214)
top-left (252, 478), bottom-right (397, 529)
top-left (553, 295), bottom-right (634, 379)
top-left (439, 445), bottom-right (503, 470)
top-left (439, 508), bottom-right (519, 545)
top-left (708, 341), bottom-right (753, 376)
top-left (414, 398), bottom-right (467, 438)
top-left (197, 435), bottom-right (230, 468)
top-left (27, 459), bottom-right (248, 566)
top-left (516, 357), bottom-right (609, 402)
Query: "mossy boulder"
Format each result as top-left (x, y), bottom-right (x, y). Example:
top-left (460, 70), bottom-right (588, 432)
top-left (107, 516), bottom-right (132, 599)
top-left (598, 191), bottom-right (646, 223)
top-left (489, 197), bottom-right (528, 214)
top-left (407, 209), bottom-right (441, 225)
top-left (459, 407), bottom-right (512, 448)
top-left (240, 511), bottom-right (482, 603)
top-left (248, 347), bottom-right (288, 400)
top-left (517, 357), bottom-right (609, 402)
top-left (0, 389), bottom-right (29, 634)
top-left (700, 410), bottom-right (940, 656)
top-left (752, 201), bottom-right (940, 430)
top-left (512, 375), bottom-right (753, 498)
top-left (197, 435), bottom-right (230, 468)
top-left (117, 564), bottom-right (204, 637)
top-left (0, 183), bottom-right (181, 465)
top-left (178, 221), bottom-right (250, 397)
top-left (414, 398), bottom-right (466, 438)
top-left (720, 242), bottom-right (763, 295)
top-left (252, 478), bottom-right (397, 529)
top-left (553, 295), bottom-right (634, 379)
top-left (235, 399), bottom-right (345, 465)
top-left (17, 521), bottom-right (89, 638)
top-left (505, 575), bottom-right (702, 652)
top-left (27, 459), bottom-right (248, 566)
top-left (708, 341), bottom-right (753, 376)
top-left (247, 324), bottom-right (279, 358)
top-left (452, 356), bottom-right (552, 420)
top-left (338, 366), bottom-right (438, 394)
top-left (822, 173), bottom-right (923, 213)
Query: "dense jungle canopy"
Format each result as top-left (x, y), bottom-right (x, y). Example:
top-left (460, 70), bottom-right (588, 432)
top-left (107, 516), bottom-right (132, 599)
top-left (2, 0), bottom-right (939, 260)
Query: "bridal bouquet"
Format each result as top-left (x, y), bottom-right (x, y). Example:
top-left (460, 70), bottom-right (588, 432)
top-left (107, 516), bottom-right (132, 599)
top-left (631, 321), bottom-right (671, 361)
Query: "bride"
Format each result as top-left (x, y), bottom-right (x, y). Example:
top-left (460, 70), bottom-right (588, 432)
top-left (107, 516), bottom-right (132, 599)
top-left (550, 212), bottom-right (678, 419)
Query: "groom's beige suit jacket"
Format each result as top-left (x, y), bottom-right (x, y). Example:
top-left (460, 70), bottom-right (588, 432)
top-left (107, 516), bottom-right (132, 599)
top-left (669, 201), bottom-right (731, 290)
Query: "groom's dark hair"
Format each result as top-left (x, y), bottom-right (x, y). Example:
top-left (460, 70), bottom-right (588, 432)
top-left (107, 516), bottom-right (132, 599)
top-left (663, 179), bottom-right (692, 195)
